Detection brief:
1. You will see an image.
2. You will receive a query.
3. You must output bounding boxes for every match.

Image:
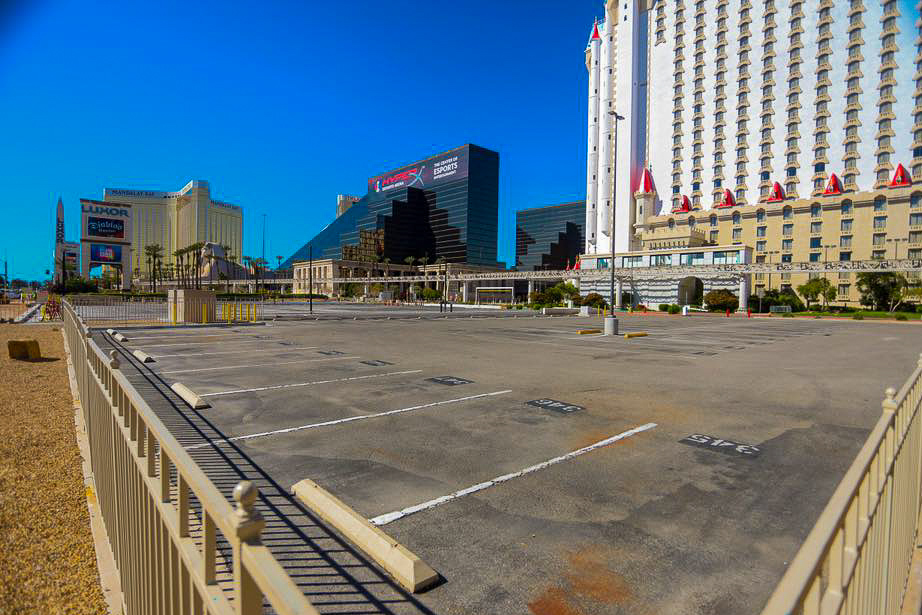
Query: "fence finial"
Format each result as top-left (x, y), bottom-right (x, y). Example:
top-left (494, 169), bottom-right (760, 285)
top-left (232, 480), bottom-right (264, 544)
top-left (234, 480), bottom-right (261, 522)
top-left (883, 387), bottom-right (898, 413)
top-left (109, 349), bottom-right (120, 369)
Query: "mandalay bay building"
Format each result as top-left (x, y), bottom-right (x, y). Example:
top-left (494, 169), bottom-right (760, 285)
top-left (580, 0), bottom-right (922, 306)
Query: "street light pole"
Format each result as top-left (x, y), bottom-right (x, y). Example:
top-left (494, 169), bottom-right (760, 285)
top-left (608, 111), bottom-right (624, 314)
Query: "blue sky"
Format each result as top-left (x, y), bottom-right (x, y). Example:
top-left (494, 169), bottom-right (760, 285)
top-left (0, 0), bottom-right (602, 280)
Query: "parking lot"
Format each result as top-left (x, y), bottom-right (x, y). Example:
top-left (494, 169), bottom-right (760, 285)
top-left (109, 311), bottom-right (922, 614)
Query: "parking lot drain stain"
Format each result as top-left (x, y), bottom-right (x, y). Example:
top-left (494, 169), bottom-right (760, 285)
top-left (370, 422), bottom-right (657, 526)
top-left (200, 370), bottom-right (421, 397)
top-left (184, 389), bottom-right (513, 450)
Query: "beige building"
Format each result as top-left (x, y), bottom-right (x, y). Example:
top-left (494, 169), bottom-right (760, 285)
top-left (102, 180), bottom-right (243, 270)
top-left (638, 181), bottom-right (921, 304)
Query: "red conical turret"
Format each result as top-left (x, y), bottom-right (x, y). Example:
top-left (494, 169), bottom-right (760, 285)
top-left (591, 19), bottom-right (601, 41)
top-left (715, 189), bottom-right (736, 208)
top-left (890, 163), bottom-right (912, 188)
top-left (823, 173), bottom-right (842, 195)
top-left (672, 195), bottom-right (691, 213)
top-left (635, 168), bottom-right (655, 194)
top-left (766, 182), bottom-right (785, 203)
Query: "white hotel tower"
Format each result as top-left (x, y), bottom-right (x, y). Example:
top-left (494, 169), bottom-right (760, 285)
top-left (584, 0), bottom-right (921, 258)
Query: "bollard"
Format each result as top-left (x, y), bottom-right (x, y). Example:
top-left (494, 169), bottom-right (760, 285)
top-left (603, 316), bottom-right (619, 336)
top-left (726, 309), bottom-right (730, 318)
top-left (747, 309), bottom-right (751, 318)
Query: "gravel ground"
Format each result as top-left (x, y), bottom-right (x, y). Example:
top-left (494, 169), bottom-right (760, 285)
top-left (0, 324), bottom-right (107, 614)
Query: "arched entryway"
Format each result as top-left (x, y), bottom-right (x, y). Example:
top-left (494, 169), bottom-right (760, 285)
top-left (678, 276), bottom-right (704, 306)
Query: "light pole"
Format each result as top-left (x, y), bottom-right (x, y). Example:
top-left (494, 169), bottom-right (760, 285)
top-left (607, 111), bottom-right (625, 324)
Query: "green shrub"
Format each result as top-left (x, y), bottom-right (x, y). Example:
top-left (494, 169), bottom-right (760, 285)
top-left (782, 313), bottom-right (794, 318)
top-left (852, 313), bottom-right (864, 320)
top-left (658, 304), bottom-right (670, 312)
top-left (703, 289), bottom-right (739, 312)
top-left (668, 304), bottom-right (681, 314)
top-left (582, 293), bottom-right (608, 309)
top-left (896, 313), bottom-right (908, 321)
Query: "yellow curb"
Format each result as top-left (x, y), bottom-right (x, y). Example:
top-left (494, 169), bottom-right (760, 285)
top-left (624, 332), bottom-right (649, 339)
top-left (576, 329), bottom-right (602, 335)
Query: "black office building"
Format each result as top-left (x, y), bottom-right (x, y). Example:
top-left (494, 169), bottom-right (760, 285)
top-left (282, 144), bottom-right (499, 268)
top-left (515, 201), bottom-right (585, 270)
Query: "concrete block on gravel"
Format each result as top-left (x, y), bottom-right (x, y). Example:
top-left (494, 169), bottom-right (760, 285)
top-left (8, 339), bottom-right (41, 361)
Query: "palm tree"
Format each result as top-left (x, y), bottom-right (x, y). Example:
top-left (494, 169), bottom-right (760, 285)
top-left (173, 248), bottom-right (185, 289)
top-left (143, 244), bottom-right (164, 293)
top-left (418, 255), bottom-right (429, 288)
top-left (242, 256), bottom-right (252, 292)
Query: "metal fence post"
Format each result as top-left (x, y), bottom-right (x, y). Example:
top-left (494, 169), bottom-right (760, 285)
top-left (231, 481), bottom-right (265, 615)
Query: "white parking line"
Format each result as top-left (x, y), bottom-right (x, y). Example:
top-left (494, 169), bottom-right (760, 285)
top-left (199, 369), bottom-right (423, 397)
top-left (370, 422), bottom-right (658, 526)
top-left (134, 338), bottom-right (271, 348)
top-left (184, 389), bottom-right (513, 450)
top-left (153, 346), bottom-right (317, 358)
top-left (125, 332), bottom-right (244, 340)
top-left (159, 356), bottom-right (360, 375)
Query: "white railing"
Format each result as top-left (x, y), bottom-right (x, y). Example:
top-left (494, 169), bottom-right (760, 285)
top-left (63, 300), bottom-right (317, 614)
top-left (761, 355), bottom-right (922, 615)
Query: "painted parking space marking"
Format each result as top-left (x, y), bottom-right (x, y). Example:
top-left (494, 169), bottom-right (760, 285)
top-left (158, 356), bottom-right (360, 375)
top-left (427, 376), bottom-right (474, 386)
top-left (318, 350), bottom-right (347, 356)
top-left (370, 422), bottom-right (658, 526)
top-left (125, 332), bottom-right (244, 341)
top-left (184, 389), bottom-right (513, 450)
top-left (200, 369), bottom-right (423, 397)
top-left (131, 338), bottom-right (271, 348)
top-left (526, 399), bottom-right (584, 414)
top-left (361, 360), bottom-right (394, 366)
top-left (679, 434), bottom-right (761, 458)
top-left (153, 346), bottom-right (318, 358)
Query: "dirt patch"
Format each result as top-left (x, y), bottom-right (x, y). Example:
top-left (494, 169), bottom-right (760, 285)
top-left (529, 586), bottom-right (582, 615)
top-left (0, 325), bottom-right (107, 613)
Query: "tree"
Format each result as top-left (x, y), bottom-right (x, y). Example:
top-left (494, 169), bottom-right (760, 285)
top-left (856, 272), bottom-right (908, 312)
top-left (703, 289), bottom-right (739, 312)
top-left (797, 277), bottom-right (836, 310)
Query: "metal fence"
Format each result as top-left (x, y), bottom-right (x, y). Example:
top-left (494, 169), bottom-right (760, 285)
top-left (761, 356), bottom-right (922, 615)
top-left (63, 300), bottom-right (317, 614)
top-left (67, 295), bottom-right (264, 326)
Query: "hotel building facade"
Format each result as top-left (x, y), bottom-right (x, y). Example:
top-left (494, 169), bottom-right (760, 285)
top-left (102, 180), bottom-right (243, 268)
top-left (581, 0), bottom-right (921, 305)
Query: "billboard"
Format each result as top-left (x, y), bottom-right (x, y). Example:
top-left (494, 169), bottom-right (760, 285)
top-left (90, 244), bottom-right (122, 264)
top-left (367, 147), bottom-right (469, 194)
top-left (86, 216), bottom-right (125, 239)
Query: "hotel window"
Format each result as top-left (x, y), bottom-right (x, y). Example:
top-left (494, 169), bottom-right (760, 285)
top-left (810, 253), bottom-right (821, 262)
top-left (756, 226), bottom-right (766, 237)
top-left (840, 235), bottom-right (852, 248)
top-left (756, 209), bottom-right (765, 222)
top-left (782, 224), bottom-right (793, 236)
top-left (732, 212), bottom-right (741, 225)
top-left (840, 252), bottom-right (852, 261)
top-left (911, 231), bottom-right (922, 244)
top-left (756, 240), bottom-right (767, 251)
top-left (910, 249), bottom-right (922, 259)
top-left (651, 254), bottom-right (672, 266)
top-left (874, 198), bottom-right (887, 212)
top-left (709, 215), bottom-right (717, 227)
top-left (713, 251), bottom-right (739, 264)
top-left (910, 213), bottom-right (922, 226)
top-left (680, 252), bottom-right (705, 265)
top-left (622, 256), bottom-right (644, 267)
top-left (783, 208), bottom-right (793, 220)
top-left (810, 222), bottom-right (822, 234)
top-left (810, 237), bottom-right (821, 249)
top-left (873, 234), bottom-right (886, 247)
top-left (872, 250), bottom-right (886, 260)
top-left (841, 202), bottom-right (853, 215)
top-left (709, 230), bottom-right (719, 243)
top-left (781, 239), bottom-right (793, 252)
top-left (781, 254), bottom-right (792, 263)
top-left (732, 228), bottom-right (742, 240)
top-left (811, 204), bottom-right (821, 217)
top-left (838, 284), bottom-right (850, 296)
top-left (873, 216), bottom-right (887, 230)
top-left (912, 195), bottom-right (922, 209)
